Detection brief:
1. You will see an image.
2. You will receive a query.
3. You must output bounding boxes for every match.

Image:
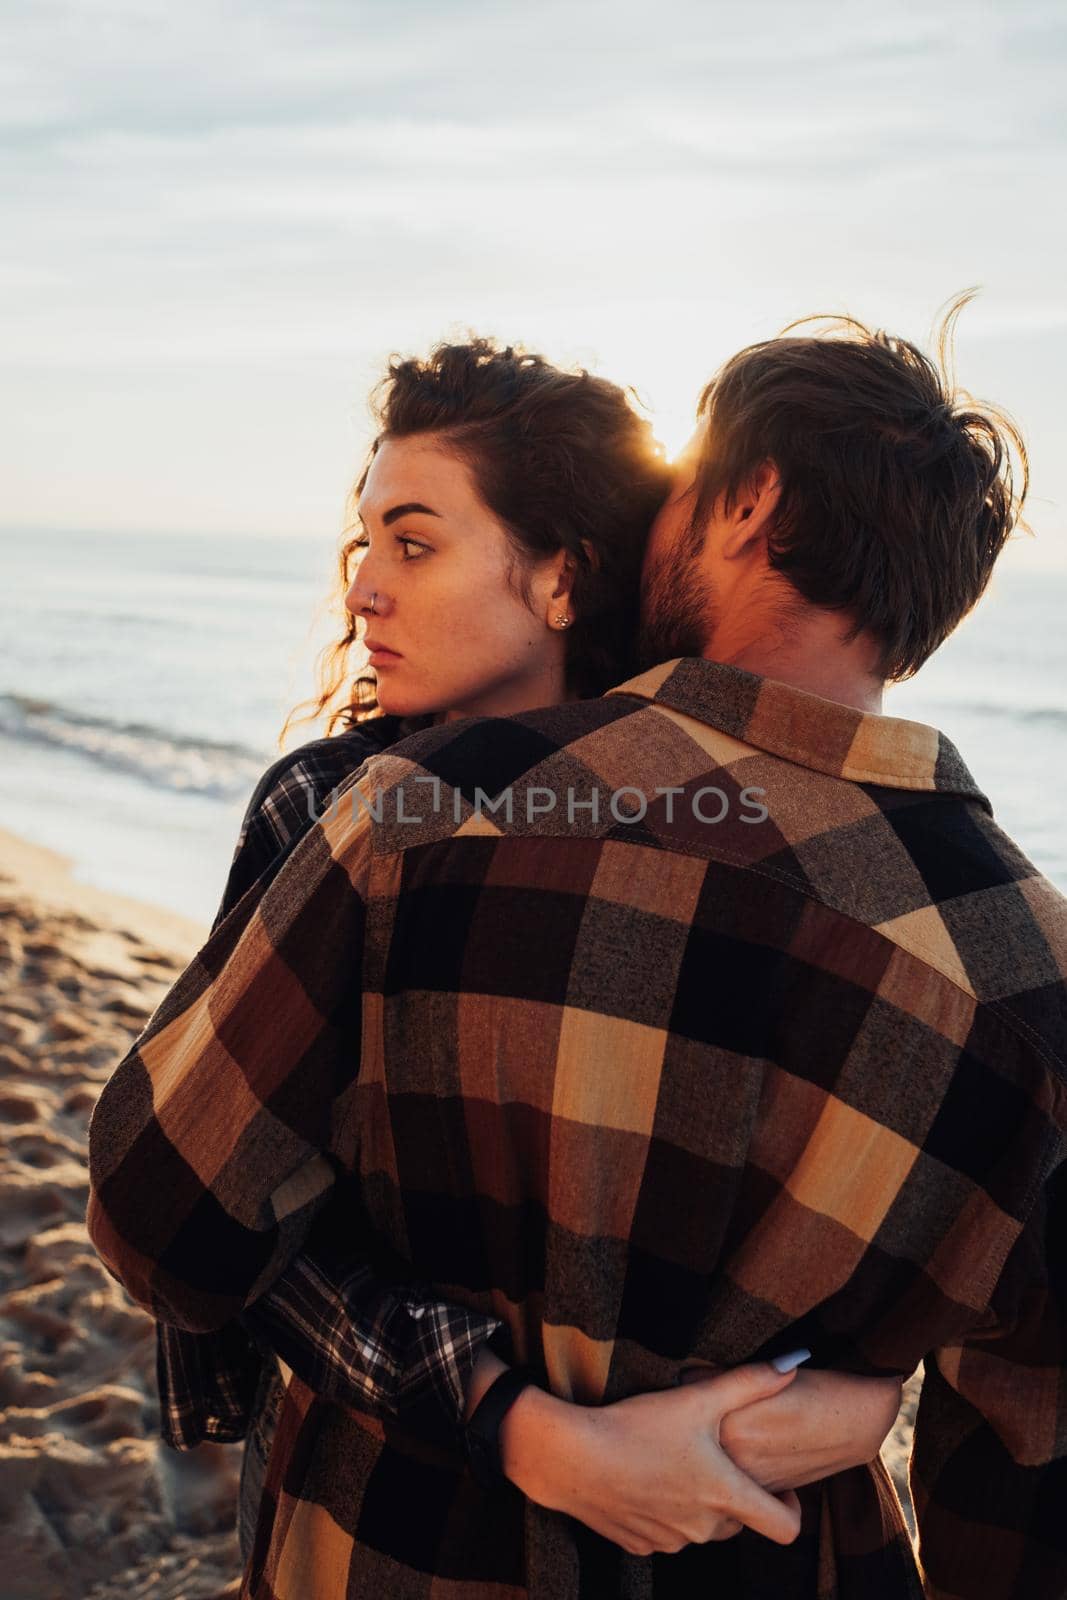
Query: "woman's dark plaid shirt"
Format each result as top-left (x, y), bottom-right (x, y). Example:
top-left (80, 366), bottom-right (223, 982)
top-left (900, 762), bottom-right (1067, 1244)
top-left (90, 660), bottom-right (1067, 1599)
top-left (156, 717), bottom-right (500, 1453)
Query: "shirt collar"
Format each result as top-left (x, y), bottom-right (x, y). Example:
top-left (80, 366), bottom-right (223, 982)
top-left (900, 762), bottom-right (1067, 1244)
top-left (606, 657), bottom-right (990, 810)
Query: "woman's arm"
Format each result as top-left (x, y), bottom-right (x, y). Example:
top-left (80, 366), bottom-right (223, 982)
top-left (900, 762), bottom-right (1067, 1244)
top-left (156, 743), bottom-right (346, 1446)
top-left (247, 1232), bottom-right (901, 1559)
top-left (154, 731), bottom-right (505, 1446)
top-left (475, 1349), bottom-right (902, 1557)
top-left (241, 1239), bottom-right (502, 1449)
top-left (714, 1365), bottom-right (905, 1492)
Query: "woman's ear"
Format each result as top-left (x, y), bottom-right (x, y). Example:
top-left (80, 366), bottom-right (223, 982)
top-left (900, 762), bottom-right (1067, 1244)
top-left (544, 548), bottom-right (578, 629)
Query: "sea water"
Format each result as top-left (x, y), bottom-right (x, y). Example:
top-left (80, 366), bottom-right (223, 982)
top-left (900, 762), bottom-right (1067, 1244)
top-left (1, 525), bottom-right (1064, 922)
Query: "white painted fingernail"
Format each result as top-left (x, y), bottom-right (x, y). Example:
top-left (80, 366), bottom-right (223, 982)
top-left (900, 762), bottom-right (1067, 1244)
top-left (771, 1348), bottom-right (811, 1373)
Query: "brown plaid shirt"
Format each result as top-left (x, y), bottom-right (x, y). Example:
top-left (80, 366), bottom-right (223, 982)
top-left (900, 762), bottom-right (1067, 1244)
top-left (87, 657), bottom-right (1067, 1599)
top-left (157, 722), bottom-right (499, 1456)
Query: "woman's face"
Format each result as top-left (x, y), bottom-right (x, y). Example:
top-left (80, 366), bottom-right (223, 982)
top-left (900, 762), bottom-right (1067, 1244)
top-left (345, 434), bottom-right (573, 720)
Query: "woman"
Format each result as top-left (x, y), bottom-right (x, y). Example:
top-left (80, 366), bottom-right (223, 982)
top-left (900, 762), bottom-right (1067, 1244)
top-left (157, 339), bottom-right (904, 1582)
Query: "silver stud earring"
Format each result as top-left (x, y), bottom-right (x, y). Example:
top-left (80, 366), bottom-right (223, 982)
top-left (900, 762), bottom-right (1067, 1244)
top-left (554, 613), bottom-right (571, 628)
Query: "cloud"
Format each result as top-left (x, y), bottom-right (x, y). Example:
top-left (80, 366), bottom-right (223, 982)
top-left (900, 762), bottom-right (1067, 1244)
top-left (1, 0), bottom-right (1064, 550)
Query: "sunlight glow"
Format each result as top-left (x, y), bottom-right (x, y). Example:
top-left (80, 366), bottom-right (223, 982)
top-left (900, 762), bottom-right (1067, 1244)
top-left (654, 404), bottom-right (701, 463)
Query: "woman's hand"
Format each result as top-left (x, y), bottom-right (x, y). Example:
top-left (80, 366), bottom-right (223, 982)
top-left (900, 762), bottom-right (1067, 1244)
top-left (466, 1349), bottom-right (901, 1558)
top-left (495, 1361), bottom-right (803, 1557)
top-left (683, 1365), bottom-right (904, 1493)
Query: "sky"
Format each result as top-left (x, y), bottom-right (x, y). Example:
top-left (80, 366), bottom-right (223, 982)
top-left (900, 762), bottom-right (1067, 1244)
top-left (3, 0), bottom-right (1066, 567)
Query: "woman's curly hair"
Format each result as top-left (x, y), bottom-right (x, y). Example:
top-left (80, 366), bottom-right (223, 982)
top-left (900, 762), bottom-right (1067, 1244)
top-left (281, 338), bottom-right (671, 743)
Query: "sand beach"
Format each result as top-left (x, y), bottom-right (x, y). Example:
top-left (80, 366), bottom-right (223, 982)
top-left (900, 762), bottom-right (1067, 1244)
top-left (0, 827), bottom-right (242, 1599)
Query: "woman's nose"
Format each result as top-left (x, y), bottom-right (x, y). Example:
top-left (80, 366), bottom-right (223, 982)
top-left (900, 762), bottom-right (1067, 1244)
top-left (345, 573), bottom-right (393, 619)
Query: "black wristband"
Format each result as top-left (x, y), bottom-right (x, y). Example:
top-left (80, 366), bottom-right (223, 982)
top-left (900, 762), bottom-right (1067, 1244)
top-left (464, 1366), bottom-right (536, 1491)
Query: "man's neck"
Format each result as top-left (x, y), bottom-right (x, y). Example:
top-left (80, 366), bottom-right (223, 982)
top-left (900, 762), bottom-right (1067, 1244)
top-left (704, 615), bottom-right (886, 716)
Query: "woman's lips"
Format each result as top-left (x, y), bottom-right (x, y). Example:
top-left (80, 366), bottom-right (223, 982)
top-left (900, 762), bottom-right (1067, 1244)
top-left (365, 640), bottom-right (402, 667)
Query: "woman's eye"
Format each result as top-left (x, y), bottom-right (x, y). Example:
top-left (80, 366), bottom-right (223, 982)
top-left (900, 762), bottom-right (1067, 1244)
top-left (350, 532), bottom-right (427, 559)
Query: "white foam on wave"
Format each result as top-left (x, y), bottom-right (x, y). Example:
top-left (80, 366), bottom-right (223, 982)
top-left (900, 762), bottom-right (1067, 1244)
top-left (0, 693), bottom-right (267, 801)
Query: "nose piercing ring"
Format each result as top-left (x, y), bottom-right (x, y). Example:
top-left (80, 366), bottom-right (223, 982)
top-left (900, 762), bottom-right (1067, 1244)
top-left (369, 593), bottom-right (379, 615)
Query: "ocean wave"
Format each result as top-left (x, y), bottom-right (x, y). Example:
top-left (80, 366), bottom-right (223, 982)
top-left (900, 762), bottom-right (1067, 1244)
top-left (902, 698), bottom-right (1067, 734)
top-left (0, 692), bottom-right (269, 800)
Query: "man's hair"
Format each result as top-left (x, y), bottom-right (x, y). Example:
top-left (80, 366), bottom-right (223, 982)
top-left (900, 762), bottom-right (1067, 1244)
top-left (691, 292), bottom-right (1029, 680)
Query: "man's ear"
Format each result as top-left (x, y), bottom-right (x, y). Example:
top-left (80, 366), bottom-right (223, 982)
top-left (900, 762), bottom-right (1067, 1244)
top-left (722, 463), bottom-right (781, 560)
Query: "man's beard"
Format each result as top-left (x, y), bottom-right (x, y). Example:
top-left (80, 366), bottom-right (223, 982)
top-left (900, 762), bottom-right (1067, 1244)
top-left (636, 526), bottom-right (717, 669)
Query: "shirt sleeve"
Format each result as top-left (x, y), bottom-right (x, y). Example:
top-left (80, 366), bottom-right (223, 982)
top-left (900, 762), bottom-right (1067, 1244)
top-left (155, 747), bottom-right (335, 1444)
top-left (157, 1318), bottom-right (265, 1449)
top-left (150, 740), bottom-right (502, 1438)
top-left (216, 747), bottom-right (336, 917)
top-left (86, 766), bottom-right (376, 1333)
top-left (911, 1154), bottom-right (1067, 1599)
top-left (244, 1245), bottom-right (502, 1439)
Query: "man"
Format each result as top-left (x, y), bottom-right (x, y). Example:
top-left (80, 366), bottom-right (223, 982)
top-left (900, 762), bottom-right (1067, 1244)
top-left (88, 304), bottom-right (1066, 1598)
